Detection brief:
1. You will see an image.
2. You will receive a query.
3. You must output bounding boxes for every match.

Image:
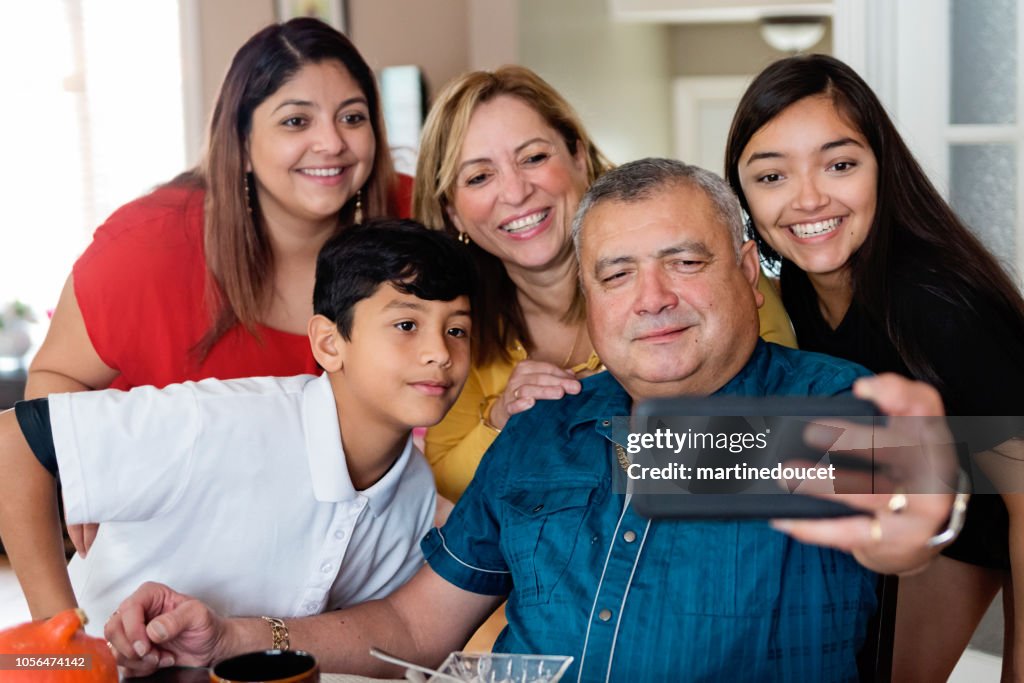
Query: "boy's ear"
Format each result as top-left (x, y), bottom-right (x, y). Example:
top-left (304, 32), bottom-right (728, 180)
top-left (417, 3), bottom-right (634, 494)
top-left (308, 314), bottom-right (345, 371)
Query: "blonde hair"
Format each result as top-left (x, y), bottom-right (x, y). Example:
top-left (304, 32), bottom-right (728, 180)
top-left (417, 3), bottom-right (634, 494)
top-left (413, 66), bottom-right (613, 364)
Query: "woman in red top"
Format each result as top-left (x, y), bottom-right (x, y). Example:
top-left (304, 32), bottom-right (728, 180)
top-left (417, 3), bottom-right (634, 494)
top-left (27, 18), bottom-right (410, 550)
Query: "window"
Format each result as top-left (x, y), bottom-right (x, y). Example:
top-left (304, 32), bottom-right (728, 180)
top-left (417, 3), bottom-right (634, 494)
top-left (0, 0), bottom-right (186, 340)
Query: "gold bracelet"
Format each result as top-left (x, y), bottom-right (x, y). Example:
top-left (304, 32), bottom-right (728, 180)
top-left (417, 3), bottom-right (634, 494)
top-left (261, 616), bottom-right (290, 651)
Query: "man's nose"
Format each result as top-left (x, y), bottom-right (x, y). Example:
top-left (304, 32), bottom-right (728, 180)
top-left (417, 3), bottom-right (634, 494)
top-left (635, 268), bottom-right (678, 315)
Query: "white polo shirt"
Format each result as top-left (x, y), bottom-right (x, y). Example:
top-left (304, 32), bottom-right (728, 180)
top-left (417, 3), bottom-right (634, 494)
top-left (49, 373), bottom-right (435, 636)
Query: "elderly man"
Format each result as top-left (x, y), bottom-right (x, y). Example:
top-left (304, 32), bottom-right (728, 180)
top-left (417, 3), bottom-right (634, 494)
top-left (108, 159), bottom-right (959, 681)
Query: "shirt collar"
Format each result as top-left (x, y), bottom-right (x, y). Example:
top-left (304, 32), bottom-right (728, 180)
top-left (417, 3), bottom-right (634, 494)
top-left (301, 373), bottom-right (412, 516)
top-left (564, 341), bottom-right (769, 436)
top-left (565, 371), bottom-right (633, 436)
top-left (715, 339), bottom-right (769, 397)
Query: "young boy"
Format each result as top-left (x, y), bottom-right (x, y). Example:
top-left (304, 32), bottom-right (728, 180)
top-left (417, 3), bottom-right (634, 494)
top-left (0, 219), bottom-right (475, 636)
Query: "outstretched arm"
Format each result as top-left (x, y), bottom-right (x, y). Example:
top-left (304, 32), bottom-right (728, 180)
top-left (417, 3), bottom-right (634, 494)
top-left (107, 565), bottom-right (504, 677)
top-left (773, 374), bottom-right (961, 575)
top-left (0, 408), bottom-right (76, 618)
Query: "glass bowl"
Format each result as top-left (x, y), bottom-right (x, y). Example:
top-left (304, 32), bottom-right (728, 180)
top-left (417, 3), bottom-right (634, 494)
top-left (429, 652), bottom-right (574, 683)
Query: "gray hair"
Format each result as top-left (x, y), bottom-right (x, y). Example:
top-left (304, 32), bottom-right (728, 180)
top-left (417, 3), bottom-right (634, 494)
top-left (571, 158), bottom-right (746, 261)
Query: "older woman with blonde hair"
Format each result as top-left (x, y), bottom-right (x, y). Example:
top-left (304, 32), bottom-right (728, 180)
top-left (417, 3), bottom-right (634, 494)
top-left (415, 66), bottom-right (796, 503)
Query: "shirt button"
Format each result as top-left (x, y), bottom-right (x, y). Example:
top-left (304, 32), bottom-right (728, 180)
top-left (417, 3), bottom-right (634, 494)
top-left (601, 420), bottom-right (610, 427)
top-left (305, 602), bottom-right (317, 612)
top-left (334, 530), bottom-right (346, 540)
top-left (598, 608), bottom-right (613, 622)
top-left (321, 562), bottom-right (332, 573)
top-left (623, 530), bottom-right (637, 543)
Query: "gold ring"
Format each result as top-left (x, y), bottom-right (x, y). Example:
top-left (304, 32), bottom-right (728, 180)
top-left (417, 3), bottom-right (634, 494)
top-left (887, 492), bottom-right (908, 514)
top-left (869, 517), bottom-right (883, 543)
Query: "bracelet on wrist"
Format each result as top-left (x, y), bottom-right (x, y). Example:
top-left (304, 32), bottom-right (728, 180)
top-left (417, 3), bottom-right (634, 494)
top-left (478, 394), bottom-right (502, 434)
top-left (925, 469), bottom-right (971, 549)
top-left (260, 616), bottom-right (290, 651)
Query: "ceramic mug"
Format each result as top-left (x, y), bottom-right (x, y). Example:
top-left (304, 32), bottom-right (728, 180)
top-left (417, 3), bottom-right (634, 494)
top-left (209, 649), bottom-right (319, 683)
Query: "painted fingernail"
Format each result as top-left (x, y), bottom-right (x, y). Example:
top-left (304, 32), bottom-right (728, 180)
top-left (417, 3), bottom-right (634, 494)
top-left (133, 641), bottom-right (148, 657)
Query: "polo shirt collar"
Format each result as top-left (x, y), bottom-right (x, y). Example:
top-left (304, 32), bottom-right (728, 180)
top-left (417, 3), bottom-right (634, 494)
top-left (301, 373), bottom-right (412, 516)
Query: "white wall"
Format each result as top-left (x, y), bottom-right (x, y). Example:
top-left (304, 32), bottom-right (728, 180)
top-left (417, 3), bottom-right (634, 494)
top-left (519, 0), bottom-right (673, 163)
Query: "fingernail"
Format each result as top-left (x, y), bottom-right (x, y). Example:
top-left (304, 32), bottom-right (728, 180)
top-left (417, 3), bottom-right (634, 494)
top-left (854, 377), bottom-right (876, 399)
top-left (144, 653), bottom-right (159, 666)
top-left (159, 655), bottom-right (175, 667)
top-left (770, 520), bottom-right (793, 532)
top-left (150, 621), bottom-right (168, 641)
top-left (133, 641), bottom-right (148, 657)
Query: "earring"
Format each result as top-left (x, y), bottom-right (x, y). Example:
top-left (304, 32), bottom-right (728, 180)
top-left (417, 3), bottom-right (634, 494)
top-left (354, 189), bottom-right (363, 224)
top-left (243, 173), bottom-right (254, 216)
top-left (458, 232), bottom-right (470, 245)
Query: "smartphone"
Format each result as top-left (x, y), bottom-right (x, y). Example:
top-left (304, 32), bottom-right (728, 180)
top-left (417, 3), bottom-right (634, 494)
top-left (627, 395), bottom-right (879, 520)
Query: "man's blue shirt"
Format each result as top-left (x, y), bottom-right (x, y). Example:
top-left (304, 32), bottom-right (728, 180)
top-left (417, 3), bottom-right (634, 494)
top-left (423, 341), bottom-right (877, 682)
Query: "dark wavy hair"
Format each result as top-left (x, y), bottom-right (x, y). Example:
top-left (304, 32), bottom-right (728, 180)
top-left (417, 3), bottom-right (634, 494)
top-left (314, 219), bottom-right (476, 339)
top-left (724, 53), bottom-right (1024, 390)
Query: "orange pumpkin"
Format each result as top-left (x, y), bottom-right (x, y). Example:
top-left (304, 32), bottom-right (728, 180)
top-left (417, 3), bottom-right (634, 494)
top-left (0, 608), bottom-right (117, 681)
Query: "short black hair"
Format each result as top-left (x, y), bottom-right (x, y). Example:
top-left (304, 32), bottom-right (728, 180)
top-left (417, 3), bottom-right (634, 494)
top-left (314, 218), bottom-right (476, 339)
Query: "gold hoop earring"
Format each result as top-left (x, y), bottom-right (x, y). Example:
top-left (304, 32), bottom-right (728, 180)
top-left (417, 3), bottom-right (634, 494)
top-left (354, 189), bottom-right (363, 224)
top-left (458, 232), bottom-right (470, 245)
top-left (244, 173), bottom-right (254, 216)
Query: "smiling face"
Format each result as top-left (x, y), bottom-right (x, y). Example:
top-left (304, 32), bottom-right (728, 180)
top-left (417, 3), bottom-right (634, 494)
top-left (324, 283), bottom-right (472, 433)
top-left (737, 95), bottom-right (878, 286)
top-left (248, 60), bottom-right (376, 233)
top-left (579, 183), bottom-right (762, 400)
top-left (447, 94), bottom-right (589, 274)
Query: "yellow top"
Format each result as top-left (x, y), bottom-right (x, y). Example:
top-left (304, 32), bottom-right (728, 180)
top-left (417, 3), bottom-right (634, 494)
top-left (425, 273), bottom-right (796, 502)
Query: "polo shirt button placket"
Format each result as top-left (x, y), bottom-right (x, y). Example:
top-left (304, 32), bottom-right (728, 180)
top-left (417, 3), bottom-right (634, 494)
top-left (598, 608), bottom-right (613, 622)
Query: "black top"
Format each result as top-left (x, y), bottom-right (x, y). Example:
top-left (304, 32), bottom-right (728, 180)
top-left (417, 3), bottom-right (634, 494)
top-left (785, 264), bottom-right (1024, 569)
top-left (787, 268), bottom-right (1024, 416)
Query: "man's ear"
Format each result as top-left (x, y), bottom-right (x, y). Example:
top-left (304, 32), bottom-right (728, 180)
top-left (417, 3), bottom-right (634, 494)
top-left (739, 240), bottom-right (765, 309)
top-left (308, 314), bottom-right (345, 372)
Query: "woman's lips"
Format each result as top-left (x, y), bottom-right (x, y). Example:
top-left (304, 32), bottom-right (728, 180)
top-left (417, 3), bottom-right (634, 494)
top-left (498, 208), bottom-right (552, 240)
top-left (785, 215), bottom-right (844, 240)
top-left (297, 166), bottom-right (349, 186)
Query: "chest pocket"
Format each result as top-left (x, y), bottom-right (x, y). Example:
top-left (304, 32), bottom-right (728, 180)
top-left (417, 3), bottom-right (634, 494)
top-left (501, 482), bottom-right (596, 606)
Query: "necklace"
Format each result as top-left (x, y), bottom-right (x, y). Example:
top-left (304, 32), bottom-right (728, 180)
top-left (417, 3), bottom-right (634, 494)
top-left (561, 322), bottom-right (584, 368)
top-left (614, 443), bottom-right (630, 471)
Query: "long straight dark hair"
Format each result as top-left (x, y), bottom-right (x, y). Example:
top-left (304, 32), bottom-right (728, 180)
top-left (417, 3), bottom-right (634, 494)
top-left (191, 18), bottom-right (397, 359)
top-left (724, 53), bottom-right (1024, 390)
